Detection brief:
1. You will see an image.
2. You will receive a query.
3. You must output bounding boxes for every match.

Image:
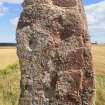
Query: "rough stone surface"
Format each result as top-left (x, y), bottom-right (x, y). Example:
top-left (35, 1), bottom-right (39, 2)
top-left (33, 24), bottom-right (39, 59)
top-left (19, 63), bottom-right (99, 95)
top-left (16, 0), bottom-right (95, 105)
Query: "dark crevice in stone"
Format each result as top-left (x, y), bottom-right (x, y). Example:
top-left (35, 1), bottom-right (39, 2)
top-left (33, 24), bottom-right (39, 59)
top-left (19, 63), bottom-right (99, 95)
top-left (29, 38), bottom-right (37, 50)
top-left (60, 25), bottom-right (75, 40)
top-left (50, 71), bottom-right (58, 90)
top-left (25, 84), bottom-right (32, 90)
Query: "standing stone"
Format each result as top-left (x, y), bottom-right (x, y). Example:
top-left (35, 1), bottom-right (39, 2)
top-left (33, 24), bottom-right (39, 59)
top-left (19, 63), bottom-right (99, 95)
top-left (16, 0), bottom-right (95, 105)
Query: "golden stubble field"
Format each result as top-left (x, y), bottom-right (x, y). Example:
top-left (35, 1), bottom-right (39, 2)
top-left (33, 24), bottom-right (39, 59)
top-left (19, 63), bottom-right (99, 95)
top-left (92, 45), bottom-right (105, 75)
top-left (0, 47), bottom-right (18, 69)
top-left (0, 45), bottom-right (105, 75)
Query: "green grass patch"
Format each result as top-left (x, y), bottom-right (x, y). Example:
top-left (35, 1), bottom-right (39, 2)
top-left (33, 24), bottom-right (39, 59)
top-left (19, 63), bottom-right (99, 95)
top-left (0, 63), bottom-right (20, 105)
top-left (96, 75), bottom-right (105, 105)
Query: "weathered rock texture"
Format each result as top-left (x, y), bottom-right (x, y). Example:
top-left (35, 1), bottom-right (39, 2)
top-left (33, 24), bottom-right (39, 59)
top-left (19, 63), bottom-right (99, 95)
top-left (16, 0), bottom-right (95, 105)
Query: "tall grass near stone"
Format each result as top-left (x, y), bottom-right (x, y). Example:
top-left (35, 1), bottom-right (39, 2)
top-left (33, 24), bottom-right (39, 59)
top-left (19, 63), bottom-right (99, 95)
top-left (0, 63), bottom-right (20, 105)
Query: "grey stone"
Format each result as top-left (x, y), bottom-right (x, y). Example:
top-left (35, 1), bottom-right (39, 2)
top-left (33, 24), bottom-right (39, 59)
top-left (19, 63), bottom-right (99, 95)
top-left (16, 0), bottom-right (95, 105)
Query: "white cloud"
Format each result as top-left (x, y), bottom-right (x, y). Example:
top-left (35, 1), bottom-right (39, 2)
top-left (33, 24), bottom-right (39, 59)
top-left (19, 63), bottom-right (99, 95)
top-left (86, 14), bottom-right (97, 25)
top-left (0, 2), bottom-right (7, 16)
top-left (85, 0), bottom-right (105, 43)
top-left (0, 2), bottom-right (3, 5)
top-left (0, 0), bottom-right (23, 4)
top-left (10, 17), bottom-right (19, 27)
top-left (85, 0), bottom-right (105, 28)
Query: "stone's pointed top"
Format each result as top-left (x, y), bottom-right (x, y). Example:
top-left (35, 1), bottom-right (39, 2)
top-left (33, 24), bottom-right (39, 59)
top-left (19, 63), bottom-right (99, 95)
top-left (22, 0), bottom-right (34, 7)
top-left (22, 0), bottom-right (83, 7)
top-left (52, 0), bottom-right (77, 7)
top-left (22, 0), bottom-right (50, 8)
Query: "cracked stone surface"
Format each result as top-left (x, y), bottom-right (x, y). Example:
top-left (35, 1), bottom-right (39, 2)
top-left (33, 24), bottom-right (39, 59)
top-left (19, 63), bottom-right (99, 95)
top-left (16, 0), bottom-right (95, 105)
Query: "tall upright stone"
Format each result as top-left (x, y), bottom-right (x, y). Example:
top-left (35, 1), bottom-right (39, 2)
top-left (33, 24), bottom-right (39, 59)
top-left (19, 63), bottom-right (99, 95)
top-left (16, 0), bottom-right (95, 105)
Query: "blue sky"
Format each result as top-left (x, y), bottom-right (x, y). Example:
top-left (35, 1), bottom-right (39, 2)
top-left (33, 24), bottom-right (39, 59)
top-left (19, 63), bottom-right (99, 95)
top-left (0, 0), bottom-right (105, 43)
top-left (83, 0), bottom-right (103, 5)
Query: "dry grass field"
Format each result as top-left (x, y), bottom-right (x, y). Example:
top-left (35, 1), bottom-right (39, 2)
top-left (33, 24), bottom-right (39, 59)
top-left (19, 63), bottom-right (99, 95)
top-left (0, 45), bottom-right (105, 105)
top-left (0, 47), bottom-right (18, 69)
top-left (92, 45), bottom-right (105, 75)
